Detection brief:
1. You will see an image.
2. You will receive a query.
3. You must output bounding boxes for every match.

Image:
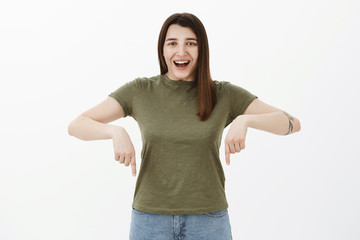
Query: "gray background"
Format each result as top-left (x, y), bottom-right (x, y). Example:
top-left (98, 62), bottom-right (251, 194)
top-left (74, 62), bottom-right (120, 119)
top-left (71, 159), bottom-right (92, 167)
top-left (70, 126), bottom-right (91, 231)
top-left (1, 0), bottom-right (359, 239)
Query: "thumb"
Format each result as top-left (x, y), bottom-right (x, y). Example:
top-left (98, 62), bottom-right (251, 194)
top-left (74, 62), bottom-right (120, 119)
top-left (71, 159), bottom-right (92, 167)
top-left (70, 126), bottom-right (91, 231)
top-left (225, 144), bottom-right (230, 165)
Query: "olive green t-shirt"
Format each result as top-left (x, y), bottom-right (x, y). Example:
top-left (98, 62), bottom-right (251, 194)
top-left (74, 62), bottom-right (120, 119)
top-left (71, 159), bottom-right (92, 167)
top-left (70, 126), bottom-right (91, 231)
top-left (109, 74), bottom-right (257, 214)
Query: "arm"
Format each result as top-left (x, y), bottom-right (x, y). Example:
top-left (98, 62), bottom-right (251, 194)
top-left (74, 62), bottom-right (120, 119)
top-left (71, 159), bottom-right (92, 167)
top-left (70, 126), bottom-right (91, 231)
top-left (68, 96), bottom-right (125, 140)
top-left (241, 98), bottom-right (301, 135)
top-left (224, 98), bottom-right (301, 165)
top-left (68, 96), bottom-right (137, 177)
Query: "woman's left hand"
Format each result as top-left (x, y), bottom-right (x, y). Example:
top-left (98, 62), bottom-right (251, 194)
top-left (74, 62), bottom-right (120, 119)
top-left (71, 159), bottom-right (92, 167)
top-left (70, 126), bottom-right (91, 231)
top-left (224, 115), bottom-right (248, 165)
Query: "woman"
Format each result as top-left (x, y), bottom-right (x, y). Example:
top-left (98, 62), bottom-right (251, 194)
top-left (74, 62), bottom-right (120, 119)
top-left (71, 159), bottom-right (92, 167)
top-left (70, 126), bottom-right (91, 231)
top-left (68, 13), bottom-right (300, 240)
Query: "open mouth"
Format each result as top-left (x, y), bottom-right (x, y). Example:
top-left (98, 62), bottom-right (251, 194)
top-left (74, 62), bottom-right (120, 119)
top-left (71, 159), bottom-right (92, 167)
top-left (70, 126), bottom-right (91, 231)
top-left (174, 61), bottom-right (190, 68)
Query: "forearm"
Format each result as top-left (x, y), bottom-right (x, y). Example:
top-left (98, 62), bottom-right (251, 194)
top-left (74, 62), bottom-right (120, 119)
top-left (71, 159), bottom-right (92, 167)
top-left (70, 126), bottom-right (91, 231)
top-left (238, 111), bottom-right (301, 135)
top-left (68, 116), bottom-right (120, 141)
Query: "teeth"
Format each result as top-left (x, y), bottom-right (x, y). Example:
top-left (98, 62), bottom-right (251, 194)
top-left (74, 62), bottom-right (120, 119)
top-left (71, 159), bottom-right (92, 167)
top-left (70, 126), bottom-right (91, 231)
top-left (175, 61), bottom-right (189, 64)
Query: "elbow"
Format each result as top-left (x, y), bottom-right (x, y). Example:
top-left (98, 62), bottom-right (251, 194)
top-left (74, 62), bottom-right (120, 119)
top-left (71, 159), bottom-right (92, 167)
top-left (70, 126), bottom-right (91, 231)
top-left (68, 117), bottom-right (82, 137)
top-left (68, 116), bottom-right (89, 138)
top-left (293, 117), bottom-right (301, 133)
top-left (68, 120), bottom-right (75, 136)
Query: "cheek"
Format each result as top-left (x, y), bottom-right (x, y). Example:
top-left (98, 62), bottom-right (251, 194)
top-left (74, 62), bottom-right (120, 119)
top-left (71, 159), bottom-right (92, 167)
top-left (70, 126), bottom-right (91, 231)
top-left (193, 53), bottom-right (199, 65)
top-left (163, 49), bottom-right (173, 62)
top-left (193, 49), bottom-right (199, 61)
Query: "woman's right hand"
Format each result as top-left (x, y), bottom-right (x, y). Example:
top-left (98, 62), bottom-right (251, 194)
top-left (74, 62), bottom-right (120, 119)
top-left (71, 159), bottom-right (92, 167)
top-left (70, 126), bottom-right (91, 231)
top-left (112, 126), bottom-right (137, 177)
top-left (68, 97), bottom-right (137, 176)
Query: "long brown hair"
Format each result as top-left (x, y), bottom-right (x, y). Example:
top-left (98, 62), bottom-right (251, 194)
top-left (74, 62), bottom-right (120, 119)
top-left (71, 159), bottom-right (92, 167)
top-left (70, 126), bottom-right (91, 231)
top-left (158, 13), bottom-right (217, 121)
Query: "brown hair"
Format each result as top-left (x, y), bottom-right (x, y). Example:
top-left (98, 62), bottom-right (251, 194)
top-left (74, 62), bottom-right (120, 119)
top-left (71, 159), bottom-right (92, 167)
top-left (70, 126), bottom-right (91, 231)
top-left (158, 13), bottom-right (217, 121)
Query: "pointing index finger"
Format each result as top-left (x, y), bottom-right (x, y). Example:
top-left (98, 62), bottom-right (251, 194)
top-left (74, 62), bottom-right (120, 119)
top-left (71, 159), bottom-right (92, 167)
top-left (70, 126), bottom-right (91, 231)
top-left (131, 154), bottom-right (136, 177)
top-left (225, 144), bottom-right (230, 165)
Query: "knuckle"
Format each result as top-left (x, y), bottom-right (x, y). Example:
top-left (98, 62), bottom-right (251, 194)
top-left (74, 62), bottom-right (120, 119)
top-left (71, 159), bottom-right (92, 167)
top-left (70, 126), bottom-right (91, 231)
top-left (124, 151), bottom-right (132, 156)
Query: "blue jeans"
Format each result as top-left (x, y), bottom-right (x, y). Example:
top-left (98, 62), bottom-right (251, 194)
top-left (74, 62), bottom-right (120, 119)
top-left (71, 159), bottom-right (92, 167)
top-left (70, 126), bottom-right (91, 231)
top-left (129, 208), bottom-right (233, 240)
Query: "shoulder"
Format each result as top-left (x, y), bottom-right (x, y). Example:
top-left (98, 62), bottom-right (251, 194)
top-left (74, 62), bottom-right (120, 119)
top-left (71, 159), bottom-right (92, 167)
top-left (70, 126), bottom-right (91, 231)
top-left (213, 80), bottom-right (242, 93)
top-left (213, 80), bottom-right (229, 90)
top-left (124, 75), bottom-right (161, 88)
top-left (213, 79), bottom-right (256, 100)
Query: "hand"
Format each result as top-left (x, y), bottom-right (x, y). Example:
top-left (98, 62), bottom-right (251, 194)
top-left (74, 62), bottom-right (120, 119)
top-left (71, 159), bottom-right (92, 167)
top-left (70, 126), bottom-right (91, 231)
top-left (112, 127), bottom-right (137, 177)
top-left (224, 115), bottom-right (248, 165)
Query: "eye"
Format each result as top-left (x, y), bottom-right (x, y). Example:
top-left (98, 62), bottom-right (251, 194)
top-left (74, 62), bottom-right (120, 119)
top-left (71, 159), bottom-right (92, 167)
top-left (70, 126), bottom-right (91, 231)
top-left (168, 42), bottom-right (176, 46)
top-left (187, 42), bottom-right (197, 46)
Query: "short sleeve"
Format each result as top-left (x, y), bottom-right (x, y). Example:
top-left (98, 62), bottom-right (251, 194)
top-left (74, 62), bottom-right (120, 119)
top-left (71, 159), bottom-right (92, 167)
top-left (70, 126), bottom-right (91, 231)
top-left (108, 79), bottom-right (138, 117)
top-left (226, 82), bottom-right (257, 121)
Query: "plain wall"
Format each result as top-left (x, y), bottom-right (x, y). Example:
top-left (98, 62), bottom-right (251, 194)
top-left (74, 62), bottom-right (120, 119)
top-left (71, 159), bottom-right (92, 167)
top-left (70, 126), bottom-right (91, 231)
top-left (0, 0), bottom-right (359, 239)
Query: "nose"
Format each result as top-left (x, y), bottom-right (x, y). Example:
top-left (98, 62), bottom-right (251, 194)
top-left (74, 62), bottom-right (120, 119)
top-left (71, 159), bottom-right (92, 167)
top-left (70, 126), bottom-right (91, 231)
top-left (176, 44), bottom-right (187, 56)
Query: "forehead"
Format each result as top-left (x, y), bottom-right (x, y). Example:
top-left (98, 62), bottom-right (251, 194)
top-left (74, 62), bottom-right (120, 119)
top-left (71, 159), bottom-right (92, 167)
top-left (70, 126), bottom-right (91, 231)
top-left (165, 24), bottom-right (196, 39)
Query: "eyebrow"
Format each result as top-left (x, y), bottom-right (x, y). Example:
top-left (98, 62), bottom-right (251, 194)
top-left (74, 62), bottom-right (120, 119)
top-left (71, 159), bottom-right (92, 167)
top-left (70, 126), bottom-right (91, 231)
top-left (165, 38), bottom-right (197, 41)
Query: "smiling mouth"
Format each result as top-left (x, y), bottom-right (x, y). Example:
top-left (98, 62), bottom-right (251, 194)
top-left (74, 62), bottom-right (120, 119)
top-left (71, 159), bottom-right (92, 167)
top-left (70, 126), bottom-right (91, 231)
top-left (174, 61), bottom-right (190, 68)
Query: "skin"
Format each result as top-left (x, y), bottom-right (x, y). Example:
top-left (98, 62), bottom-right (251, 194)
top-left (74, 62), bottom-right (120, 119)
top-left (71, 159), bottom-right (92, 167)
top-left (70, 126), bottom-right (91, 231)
top-left (68, 24), bottom-right (301, 177)
top-left (224, 99), bottom-right (301, 165)
top-left (163, 24), bottom-right (198, 82)
top-left (68, 97), bottom-right (137, 176)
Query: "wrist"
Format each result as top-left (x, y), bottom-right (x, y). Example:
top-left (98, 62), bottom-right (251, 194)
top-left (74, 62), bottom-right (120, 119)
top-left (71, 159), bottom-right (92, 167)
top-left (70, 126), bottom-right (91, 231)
top-left (235, 114), bottom-right (251, 128)
top-left (108, 125), bottom-right (124, 139)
